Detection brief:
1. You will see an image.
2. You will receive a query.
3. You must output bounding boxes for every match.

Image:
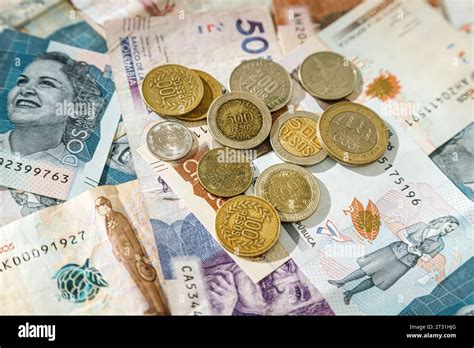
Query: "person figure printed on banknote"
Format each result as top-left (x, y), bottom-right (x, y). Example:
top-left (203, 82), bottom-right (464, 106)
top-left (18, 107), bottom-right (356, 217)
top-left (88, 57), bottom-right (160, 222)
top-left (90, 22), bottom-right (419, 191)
top-left (328, 215), bottom-right (460, 305)
top-left (95, 196), bottom-right (165, 314)
top-left (1, 52), bottom-right (103, 165)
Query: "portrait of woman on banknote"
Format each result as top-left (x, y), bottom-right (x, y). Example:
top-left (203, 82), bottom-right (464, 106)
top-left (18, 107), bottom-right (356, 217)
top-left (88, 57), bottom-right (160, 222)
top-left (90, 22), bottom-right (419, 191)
top-left (0, 51), bottom-right (104, 166)
top-left (328, 215), bottom-right (460, 304)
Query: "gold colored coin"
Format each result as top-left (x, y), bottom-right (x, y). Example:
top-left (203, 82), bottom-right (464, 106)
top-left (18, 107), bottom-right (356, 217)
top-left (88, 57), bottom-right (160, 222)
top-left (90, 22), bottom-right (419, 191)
top-left (141, 64), bottom-right (204, 116)
top-left (197, 148), bottom-right (253, 197)
top-left (299, 51), bottom-right (357, 100)
top-left (207, 91), bottom-right (272, 149)
top-left (255, 163), bottom-right (320, 222)
top-left (270, 110), bottom-right (327, 166)
top-left (317, 102), bottom-right (388, 165)
top-left (215, 195), bottom-right (280, 257)
top-left (178, 70), bottom-right (223, 121)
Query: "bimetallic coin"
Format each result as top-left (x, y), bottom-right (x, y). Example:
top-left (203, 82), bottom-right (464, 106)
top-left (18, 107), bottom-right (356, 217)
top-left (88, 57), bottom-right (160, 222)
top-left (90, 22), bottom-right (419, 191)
top-left (229, 59), bottom-right (292, 112)
top-left (197, 148), bottom-right (253, 197)
top-left (299, 52), bottom-right (357, 100)
top-left (215, 195), bottom-right (280, 257)
top-left (255, 163), bottom-right (320, 222)
top-left (178, 70), bottom-right (223, 121)
top-left (207, 91), bottom-right (272, 150)
top-left (317, 102), bottom-right (388, 165)
top-left (141, 64), bottom-right (204, 116)
top-left (146, 121), bottom-right (193, 161)
top-left (270, 110), bottom-right (327, 166)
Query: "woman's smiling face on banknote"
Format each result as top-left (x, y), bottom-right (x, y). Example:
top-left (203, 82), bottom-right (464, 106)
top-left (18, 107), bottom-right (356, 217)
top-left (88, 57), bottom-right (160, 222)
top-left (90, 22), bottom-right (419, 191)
top-left (8, 59), bottom-right (74, 126)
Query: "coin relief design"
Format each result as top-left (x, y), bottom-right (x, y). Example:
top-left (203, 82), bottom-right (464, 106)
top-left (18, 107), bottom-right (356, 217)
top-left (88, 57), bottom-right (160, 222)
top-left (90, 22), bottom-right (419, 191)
top-left (178, 70), bottom-right (222, 121)
top-left (229, 59), bottom-right (292, 112)
top-left (141, 64), bottom-right (204, 116)
top-left (317, 102), bottom-right (388, 165)
top-left (299, 51), bottom-right (357, 100)
top-left (216, 99), bottom-right (263, 141)
top-left (280, 117), bottom-right (321, 157)
top-left (208, 92), bottom-right (272, 149)
top-left (146, 121), bottom-right (193, 161)
top-left (255, 163), bottom-right (320, 222)
top-left (197, 148), bottom-right (253, 197)
top-left (329, 112), bottom-right (377, 153)
top-left (215, 195), bottom-right (280, 257)
top-left (270, 110), bottom-right (327, 166)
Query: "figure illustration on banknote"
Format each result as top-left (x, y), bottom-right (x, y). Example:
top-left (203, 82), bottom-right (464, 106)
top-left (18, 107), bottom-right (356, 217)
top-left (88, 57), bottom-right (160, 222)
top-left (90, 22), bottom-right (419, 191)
top-left (106, 135), bottom-right (135, 176)
top-left (204, 257), bottom-right (333, 315)
top-left (8, 188), bottom-right (61, 216)
top-left (153, 213), bottom-right (333, 316)
top-left (95, 196), bottom-right (164, 315)
top-left (1, 51), bottom-right (104, 166)
top-left (328, 215), bottom-right (460, 305)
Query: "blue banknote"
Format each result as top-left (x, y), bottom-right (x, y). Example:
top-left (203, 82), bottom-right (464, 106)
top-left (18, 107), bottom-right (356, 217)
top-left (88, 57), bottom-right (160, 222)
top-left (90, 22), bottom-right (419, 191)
top-left (0, 29), bottom-right (120, 199)
top-left (400, 257), bottom-right (474, 315)
top-left (431, 123), bottom-right (474, 201)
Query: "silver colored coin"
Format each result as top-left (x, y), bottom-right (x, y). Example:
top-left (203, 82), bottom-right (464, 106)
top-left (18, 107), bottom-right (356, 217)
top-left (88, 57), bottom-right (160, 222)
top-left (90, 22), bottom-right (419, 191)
top-left (299, 51), bottom-right (357, 100)
top-left (207, 91), bottom-right (272, 150)
top-left (229, 59), bottom-right (292, 112)
top-left (146, 121), bottom-right (193, 161)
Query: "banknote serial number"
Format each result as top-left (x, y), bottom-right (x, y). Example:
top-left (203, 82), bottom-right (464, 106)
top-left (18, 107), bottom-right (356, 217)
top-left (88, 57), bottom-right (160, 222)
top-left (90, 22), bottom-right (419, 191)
top-left (378, 131), bottom-right (421, 206)
top-left (0, 231), bottom-right (85, 273)
top-left (0, 157), bottom-right (69, 184)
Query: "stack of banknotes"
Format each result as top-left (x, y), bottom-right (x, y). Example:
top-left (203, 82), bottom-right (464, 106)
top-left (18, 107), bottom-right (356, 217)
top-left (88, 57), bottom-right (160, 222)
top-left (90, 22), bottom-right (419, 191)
top-left (0, 0), bottom-right (472, 316)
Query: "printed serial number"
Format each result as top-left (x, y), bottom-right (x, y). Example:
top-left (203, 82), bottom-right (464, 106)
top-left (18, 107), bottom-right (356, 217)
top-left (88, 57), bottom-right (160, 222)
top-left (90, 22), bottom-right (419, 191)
top-left (0, 157), bottom-right (69, 183)
top-left (0, 231), bottom-right (86, 273)
top-left (378, 129), bottom-right (421, 206)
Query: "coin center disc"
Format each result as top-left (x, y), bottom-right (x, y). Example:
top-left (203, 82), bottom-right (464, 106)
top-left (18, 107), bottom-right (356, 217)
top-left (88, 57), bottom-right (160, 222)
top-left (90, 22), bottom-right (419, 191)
top-left (215, 99), bottom-right (263, 141)
top-left (279, 117), bottom-right (322, 157)
top-left (147, 122), bottom-right (192, 160)
top-left (328, 111), bottom-right (378, 154)
top-left (262, 170), bottom-right (312, 213)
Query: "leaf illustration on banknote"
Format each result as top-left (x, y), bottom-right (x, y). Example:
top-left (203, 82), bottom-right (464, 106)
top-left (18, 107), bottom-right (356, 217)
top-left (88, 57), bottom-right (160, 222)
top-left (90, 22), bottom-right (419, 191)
top-left (350, 198), bottom-right (381, 242)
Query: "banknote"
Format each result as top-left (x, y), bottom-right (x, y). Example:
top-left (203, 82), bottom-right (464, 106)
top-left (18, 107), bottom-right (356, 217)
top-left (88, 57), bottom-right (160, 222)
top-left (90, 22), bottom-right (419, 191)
top-left (0, 180), bottom-right (168, 315)
top-left (0, 0), bottom-right (60, 28)
top-left (246, 34), bottom-right (474, 315)
top-left (99, 118), bottom-right (137, 185)
top-left (442, 0), bottom-right (474, 44)
top-left (154, 212), bottom-right (333, 316)
top-left (272, 0), bottom-right (362, 54)
top-left (0, 186), bottom-right (62, 227)
top-left (431, 123), bottom-right (474, 201)
top-left (73, 0), bottom-right (272, 26)
top-left (105, 8), bottom-right (290, 282)
top-left (0, 29), bottom-right (121, 200)
top-left (17, 0), bottom-right (107, 53)
top-left (317, 0), bottom-right (473, 155)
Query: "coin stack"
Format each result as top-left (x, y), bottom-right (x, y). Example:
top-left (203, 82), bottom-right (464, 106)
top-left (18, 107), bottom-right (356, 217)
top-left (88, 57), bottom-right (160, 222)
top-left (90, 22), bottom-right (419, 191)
top-left (141, 54), bottom-right (388, 258)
